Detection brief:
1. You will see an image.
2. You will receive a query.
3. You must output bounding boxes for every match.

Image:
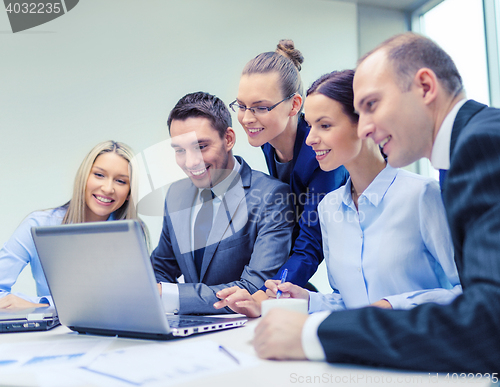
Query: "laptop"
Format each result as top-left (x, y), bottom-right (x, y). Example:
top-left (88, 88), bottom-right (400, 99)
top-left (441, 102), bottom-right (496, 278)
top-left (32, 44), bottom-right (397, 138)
top-left (31, 220), bottom-right (246, 340)
top-left (0, 306), bottom-right (59, 333)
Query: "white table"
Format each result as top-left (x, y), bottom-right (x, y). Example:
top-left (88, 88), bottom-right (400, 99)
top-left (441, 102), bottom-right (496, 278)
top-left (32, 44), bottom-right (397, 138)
top-left (0, 318), bottom-right (494, 387)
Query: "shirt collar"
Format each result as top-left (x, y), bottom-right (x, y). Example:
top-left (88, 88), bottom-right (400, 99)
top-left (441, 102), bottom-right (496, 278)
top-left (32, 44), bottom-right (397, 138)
top-left (340, 180), bottom-right (353, 210)
top-left (430, 99), bottom-right (467, 170)
top-left (198, 156), bottom-right (240, 201)
top-left (341, 164), bottom-right (397, 209)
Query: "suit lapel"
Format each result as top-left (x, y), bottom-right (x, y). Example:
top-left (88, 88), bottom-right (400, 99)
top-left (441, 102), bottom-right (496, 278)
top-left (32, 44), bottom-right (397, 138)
top-left (442, 100), bottom-right (487, 195)
top-left (262, 144), bottom-right (278, 177)
top-left (450, 100), bottom-right (487, 157)
top-left (199, 157), bottom-right (251, 280)
top-left (292, 113), bottom-right (308, 168)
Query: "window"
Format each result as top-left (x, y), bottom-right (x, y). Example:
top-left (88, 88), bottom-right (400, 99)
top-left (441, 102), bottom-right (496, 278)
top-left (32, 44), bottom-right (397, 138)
top-left (411, 0), bottom-right (494, 178)
top-left (416, 0), bottom-right (489, 105)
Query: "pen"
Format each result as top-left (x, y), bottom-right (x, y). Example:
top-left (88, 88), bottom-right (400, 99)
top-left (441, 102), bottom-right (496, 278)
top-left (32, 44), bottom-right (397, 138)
top-left (219, 345), bottom-right (240, 365)
top-left (275, 268), bottom-right (288, 299)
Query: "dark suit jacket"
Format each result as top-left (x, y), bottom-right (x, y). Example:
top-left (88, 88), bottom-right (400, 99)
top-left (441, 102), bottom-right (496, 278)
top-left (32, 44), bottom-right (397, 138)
top-left (152, 156), bottom-right (294, 314)
top-left (262, 114), bottom-right (348, 287)
top-left (316, 100), bottom-right (500, 372)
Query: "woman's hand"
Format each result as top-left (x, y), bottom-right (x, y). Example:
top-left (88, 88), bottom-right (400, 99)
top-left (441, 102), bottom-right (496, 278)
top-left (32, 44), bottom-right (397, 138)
top-left (0, 294), bottom-right (49, 310)
top-left (214, 287), bottom-right (265, 317)
top-left (370, 299), bottom-right (393, 309)
top-left (265, 280), bottom-right (310, 301)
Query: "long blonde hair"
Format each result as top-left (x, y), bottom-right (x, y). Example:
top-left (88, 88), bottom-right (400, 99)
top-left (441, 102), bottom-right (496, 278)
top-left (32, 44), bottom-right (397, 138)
top-left (62, 140), bottom-right (138, 224)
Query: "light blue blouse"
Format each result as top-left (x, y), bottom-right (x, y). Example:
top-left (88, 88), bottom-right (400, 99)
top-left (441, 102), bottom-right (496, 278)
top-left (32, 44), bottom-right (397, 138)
top-left (309, 165), bottom-right (462, 312)
top-left (0, 207), bottom-right (67, 305)
top-left (0, 206), bottom-right (117, 306)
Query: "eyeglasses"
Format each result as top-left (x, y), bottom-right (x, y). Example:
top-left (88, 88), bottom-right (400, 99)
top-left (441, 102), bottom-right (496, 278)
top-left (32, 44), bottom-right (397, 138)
top-left (229, 93), bottom-right (295, 116)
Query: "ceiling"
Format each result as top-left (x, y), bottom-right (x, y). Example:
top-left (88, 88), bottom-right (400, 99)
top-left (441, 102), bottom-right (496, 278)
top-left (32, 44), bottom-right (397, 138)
top-left (336, 0), bottom-right (431, 12)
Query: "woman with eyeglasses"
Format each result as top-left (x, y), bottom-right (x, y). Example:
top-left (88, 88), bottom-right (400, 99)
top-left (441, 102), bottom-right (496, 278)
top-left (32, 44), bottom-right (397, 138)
top-left (217, 40), bottom-right (348, 308)
top-left (0, 140), bottom-right (147, 310)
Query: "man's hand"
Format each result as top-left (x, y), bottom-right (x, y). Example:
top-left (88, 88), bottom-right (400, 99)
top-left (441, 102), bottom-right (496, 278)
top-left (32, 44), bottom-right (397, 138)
top-left (157, 283), bottom-right (162, 297)
top-left (214, 287), bottom-right (263, 317)
top-left (0, 294), bottom-right (48, 310)
top-left (265, 280), bottom-right (310, 301)
top-left (253, 309), bottom-right (308, 360)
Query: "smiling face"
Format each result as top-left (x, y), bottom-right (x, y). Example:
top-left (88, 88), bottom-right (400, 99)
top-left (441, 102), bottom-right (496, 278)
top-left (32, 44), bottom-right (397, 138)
top-left (354, 50), bottom-right (434, 168)
top-left (236, 72), bottom-right (297, 147)
top-left (84, 152), bottom-right (130, 222)
top-left (305, 93), bottom-right (361, 171)
top-left (170, 117), bottom-right (235, 189)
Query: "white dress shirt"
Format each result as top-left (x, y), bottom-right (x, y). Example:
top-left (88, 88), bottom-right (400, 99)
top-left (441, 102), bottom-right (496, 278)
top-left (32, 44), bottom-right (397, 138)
top-left (431, 99), bottom-right (467, 170)
top-left (302, 165), bottom-right (461, 360)
top-left (161, 157), bottom-right (241, 313)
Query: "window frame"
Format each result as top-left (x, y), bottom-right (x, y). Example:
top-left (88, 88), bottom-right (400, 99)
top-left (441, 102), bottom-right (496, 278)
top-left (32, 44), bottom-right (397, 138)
top-left (409, 0), bottom-right (500, 177)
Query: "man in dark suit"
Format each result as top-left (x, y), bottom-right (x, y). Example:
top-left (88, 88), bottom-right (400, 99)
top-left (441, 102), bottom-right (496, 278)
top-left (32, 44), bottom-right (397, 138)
top-left (152, 92), bottom-right (294, 315)
top-left (253, 33), bottom-right (500, 373)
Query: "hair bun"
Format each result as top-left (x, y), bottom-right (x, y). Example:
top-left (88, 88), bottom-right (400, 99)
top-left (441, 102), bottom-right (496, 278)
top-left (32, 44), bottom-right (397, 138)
top-left (276, 39), bottom-right (304, 71)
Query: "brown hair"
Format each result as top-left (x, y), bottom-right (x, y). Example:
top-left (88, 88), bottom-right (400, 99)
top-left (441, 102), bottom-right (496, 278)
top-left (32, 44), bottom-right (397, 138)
top-left (167, 91), bottom-right (231, 139)
top-left (358, 32), bottom-right (463, 97)
top-left (242, 39), bottom-right (304, 103)
top-left (307, 70), bottom-right (358, 124)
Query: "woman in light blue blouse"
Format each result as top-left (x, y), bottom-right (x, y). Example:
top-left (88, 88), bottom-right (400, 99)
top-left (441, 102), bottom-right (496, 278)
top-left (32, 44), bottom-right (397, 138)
top-left (0, 140), bottom-right (143, 310)
top-left (269, 69), bottom-right (462, 311)
top-left (219, 70), bottom-right (461, 315)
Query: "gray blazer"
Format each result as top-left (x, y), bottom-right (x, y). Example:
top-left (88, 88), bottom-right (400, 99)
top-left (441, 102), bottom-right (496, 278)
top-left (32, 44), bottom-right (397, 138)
top-left (152, 156), bottom-right (294, 314)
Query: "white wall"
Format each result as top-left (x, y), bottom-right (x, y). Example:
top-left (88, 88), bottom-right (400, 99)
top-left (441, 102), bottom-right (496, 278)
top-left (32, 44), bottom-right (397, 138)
top-left (356, 3), bottom-right (417, 176)
top-left (1, 0), bottom-right (359, 296)
top-left (357, 4), bottom-right (408, 57)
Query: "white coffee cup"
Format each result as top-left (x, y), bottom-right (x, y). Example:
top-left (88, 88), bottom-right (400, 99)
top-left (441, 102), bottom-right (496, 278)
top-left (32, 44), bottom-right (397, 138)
top-left (261, 298), bottom-right (308, 317)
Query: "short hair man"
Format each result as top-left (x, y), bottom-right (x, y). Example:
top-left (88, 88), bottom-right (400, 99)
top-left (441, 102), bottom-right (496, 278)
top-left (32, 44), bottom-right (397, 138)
top-left (152, 91), bottom-right (294, 314)
top-left (253, 33), bottom-right (499, 372)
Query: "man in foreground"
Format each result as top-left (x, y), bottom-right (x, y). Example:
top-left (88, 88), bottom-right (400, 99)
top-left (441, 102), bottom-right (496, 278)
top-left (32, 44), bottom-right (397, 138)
top-left (253, 33), bottom-right (500, 373)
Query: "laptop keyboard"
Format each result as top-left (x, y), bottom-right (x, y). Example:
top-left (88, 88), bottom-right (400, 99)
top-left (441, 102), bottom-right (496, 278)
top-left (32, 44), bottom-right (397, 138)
top-left (167, 316), bottom-right (211, 328)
